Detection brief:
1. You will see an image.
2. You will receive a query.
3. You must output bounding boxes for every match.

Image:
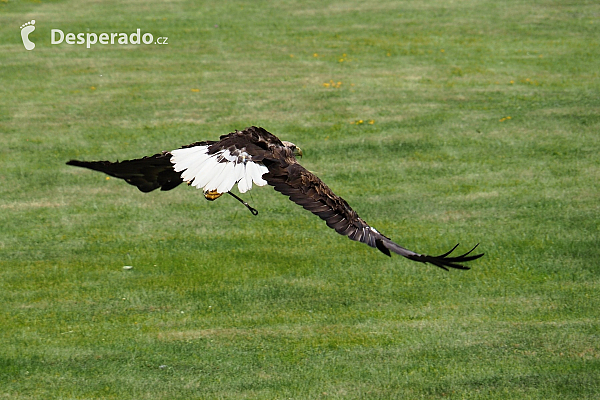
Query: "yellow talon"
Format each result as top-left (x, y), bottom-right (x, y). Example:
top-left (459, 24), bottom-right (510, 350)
top-left (204, 190), bottom-right (223, 201)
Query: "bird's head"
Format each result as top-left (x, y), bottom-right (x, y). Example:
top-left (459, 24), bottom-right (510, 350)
top-left (281, 141), bottom-right (303, 158)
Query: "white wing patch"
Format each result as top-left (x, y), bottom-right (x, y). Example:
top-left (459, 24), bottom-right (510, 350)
top-left (170, 145), bottom-right (268, 194)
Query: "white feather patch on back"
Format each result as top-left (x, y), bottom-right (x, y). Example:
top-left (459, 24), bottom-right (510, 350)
top-left (202, 161), bottom-right (229, 192)
top-left (182, 153), bottom-right (213, 183)
top-left (248, 161), bottom-right (268, 186)
top-left (215, 162), bottom-right (239, 193)
top-left (171, 145), bottom-right (210, 173)
top-left (170, 145), bottom-right (269, 194)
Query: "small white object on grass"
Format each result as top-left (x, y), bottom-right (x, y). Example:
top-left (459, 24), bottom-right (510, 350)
top-left (123, 265), bottom-right (133, 270)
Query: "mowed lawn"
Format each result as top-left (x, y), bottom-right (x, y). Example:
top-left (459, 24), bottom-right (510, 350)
top-left (1, 0), bottom-right (599, 398)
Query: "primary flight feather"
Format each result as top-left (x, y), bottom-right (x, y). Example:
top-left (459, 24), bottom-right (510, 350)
top-left (67, 126), bottom-right (483, 270)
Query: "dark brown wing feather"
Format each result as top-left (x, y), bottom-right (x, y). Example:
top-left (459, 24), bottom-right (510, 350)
top-left (263, 161), bottom-right (483, 270)
top-left (64, 127), bottom-right (279, 193)
top-left (66, 152), bottom-right (182, 193)
top-left (212, 126), bottom-right (284, 156)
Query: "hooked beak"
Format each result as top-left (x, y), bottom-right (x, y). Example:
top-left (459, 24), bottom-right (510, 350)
top-left (294, 146), bottom-right (303, 158)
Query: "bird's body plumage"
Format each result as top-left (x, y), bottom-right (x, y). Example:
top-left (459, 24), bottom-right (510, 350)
top-left (67, 126), bottom-right (483, 270)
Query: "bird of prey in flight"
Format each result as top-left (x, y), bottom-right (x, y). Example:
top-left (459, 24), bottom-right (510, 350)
top-left (67, 126), bottom-right (483, 270)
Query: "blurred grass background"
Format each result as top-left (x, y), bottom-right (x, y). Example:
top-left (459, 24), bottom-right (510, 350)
top-left (1, 0), bottom-right (599, 398)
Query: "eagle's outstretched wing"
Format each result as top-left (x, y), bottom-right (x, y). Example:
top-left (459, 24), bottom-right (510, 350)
top-left (66, 153), bottom-right (182, 192)
top-left (262, 161), bottom-right (483, 270)
top-left (66, 126), bottom-right (483, 270)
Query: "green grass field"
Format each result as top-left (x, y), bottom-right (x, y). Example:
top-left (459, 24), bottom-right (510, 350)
top-left (1, 0), bottom-right (599, 398)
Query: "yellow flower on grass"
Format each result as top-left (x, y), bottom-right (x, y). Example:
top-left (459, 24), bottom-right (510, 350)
top-left (322, 80), bottom-right (342, 88)
top-left (191, 88), bottom-right (200, 92)
top-left (499, 116), bottom-right (512, 122)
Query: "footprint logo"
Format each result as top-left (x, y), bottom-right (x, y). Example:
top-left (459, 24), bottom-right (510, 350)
top-left (20, 20), bottom-right (36, 51)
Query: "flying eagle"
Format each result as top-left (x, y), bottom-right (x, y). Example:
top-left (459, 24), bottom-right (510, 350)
top-left (67, 126), bottom-right (483, 270)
